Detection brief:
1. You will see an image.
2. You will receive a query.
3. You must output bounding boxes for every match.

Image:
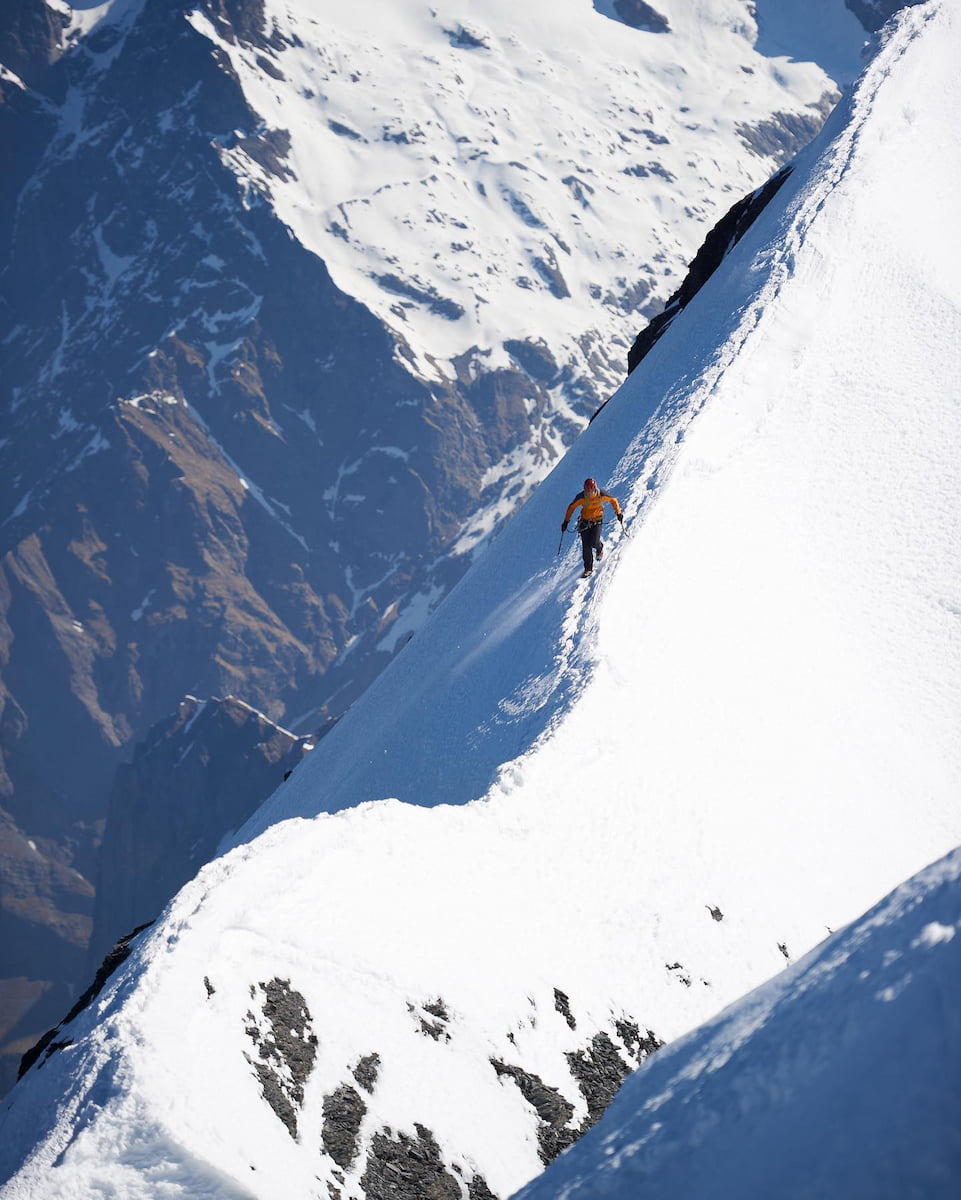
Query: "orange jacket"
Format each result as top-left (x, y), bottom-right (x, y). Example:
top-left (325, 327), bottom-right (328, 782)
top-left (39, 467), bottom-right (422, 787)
top-left (564, 489), bottom-right (622, 524)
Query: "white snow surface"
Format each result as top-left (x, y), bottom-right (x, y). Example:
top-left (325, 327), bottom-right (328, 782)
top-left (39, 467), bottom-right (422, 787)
top-left (2, 3), bottom-right (961, 1198)
top-left (188, 0), bottom-right (863, 391)
top-left (514, 845), bottom-right (961, 1200)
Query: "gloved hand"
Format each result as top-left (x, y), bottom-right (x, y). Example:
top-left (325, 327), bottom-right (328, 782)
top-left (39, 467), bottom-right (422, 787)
top-left (561, 521), bottom-right (569, 532)
top-left (617, 512), bottom-right (624, 525)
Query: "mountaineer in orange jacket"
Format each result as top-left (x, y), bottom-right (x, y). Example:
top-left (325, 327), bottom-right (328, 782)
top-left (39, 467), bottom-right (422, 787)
top-left (561, 477), bottom-right (623, 576)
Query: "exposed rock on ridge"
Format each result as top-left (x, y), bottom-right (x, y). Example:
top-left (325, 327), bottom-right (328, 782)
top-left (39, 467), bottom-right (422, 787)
top-left (626, 167), bottom-right (793, 376)
top-left (17, 919), bottom-right (152, 1081)
top-left (230, 977), bottom-right (661, 1199)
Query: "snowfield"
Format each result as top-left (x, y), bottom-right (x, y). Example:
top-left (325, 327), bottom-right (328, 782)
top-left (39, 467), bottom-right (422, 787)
top-left (516, 845), bottom-right (961, 1200)
top-left (190, 0), bottom-right (864, 393)
top-left (1, 2), bottom-right (960, 1198)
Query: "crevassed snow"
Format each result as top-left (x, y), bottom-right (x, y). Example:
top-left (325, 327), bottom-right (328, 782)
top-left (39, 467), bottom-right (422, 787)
top-left (1, 5), bottom-right (959, 1200)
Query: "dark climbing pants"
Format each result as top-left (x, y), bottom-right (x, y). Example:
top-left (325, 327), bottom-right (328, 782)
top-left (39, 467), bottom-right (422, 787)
top-left (578, 520), bottom-right (602, 570)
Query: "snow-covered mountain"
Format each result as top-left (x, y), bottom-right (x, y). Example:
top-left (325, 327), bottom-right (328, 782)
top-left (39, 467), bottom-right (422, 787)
top-left (0, 0), bottom-right (873, 1091)
top-left (188, 0), bottom-right (845, 407)
top-left (1, 0), bottom-right (958, 1194)
top-left (515, 846), bottom-right (961, 1200)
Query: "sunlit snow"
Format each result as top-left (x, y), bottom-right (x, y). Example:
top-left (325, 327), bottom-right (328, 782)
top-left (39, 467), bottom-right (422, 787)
top-left (516, 846), bottom-right (961, 1200)
top-left (187, 0), bottom-right (863, 395)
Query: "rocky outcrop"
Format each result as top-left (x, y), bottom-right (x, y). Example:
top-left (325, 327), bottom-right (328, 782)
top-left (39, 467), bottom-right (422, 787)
top-left (361, 1125), bottom-right (467, 1200)
top-left (492, 1020), bottom-right (663, 1166)
top-left (626, 167), bottom-right (793, 376)
top-left (244, 977), bottom-right (318, 1139)
top-left (594, 1), bottom-right (670, 34)
top-left (323, 1083), bottom-right (368, 1169)
top-left (0, 0), bottom-right (68, 85)
top-left (491, 1059), bottom-right (579, 1164)
top-left (736, 94), bottom-right (838, 167)
top-left (231, 980), bottom-right (663, 1197)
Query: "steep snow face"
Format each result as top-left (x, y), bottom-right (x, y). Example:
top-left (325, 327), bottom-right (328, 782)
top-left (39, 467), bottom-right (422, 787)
top-left (2, 3), bottom-right (960, 1198)
top-left (193, 0), bottom-right (862, 397)
top-left (515, 846), bottom-right (961, 1200)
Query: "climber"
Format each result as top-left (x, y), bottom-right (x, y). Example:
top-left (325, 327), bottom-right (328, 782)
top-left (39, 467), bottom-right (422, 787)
top-left (561, 477), bottom-right (623, 577)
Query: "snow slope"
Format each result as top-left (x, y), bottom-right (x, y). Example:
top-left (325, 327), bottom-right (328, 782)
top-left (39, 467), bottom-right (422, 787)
top-left (515, 846), bottom-right (961, 1200)
top-left (0, 0), bottom-right (865, 863)
top-left (2, 3), bottom-right (960, 1198)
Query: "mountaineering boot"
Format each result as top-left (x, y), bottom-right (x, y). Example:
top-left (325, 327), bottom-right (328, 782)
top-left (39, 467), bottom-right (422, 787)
top-left (597, 545), bottom-right (604, 560)
top-left (582, 567), bottom-right (593, 578)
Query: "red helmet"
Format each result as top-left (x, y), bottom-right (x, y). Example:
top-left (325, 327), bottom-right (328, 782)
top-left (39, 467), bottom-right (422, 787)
top-left (584, 477), bottom-right (598, 492)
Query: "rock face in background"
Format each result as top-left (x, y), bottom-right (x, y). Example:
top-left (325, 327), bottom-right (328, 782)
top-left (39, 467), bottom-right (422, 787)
top-left (0, 693), bottom-right (308, 1094)
top-left (0, 0), bottom-right (875, 1092)
top-left (845, 0), bottom-right (926, 31)
top-left (0, 0), bottom-right (66, 83)
top-left (88, 695), bottom-right (310, 969)
top-left (0, 813), bottom-right (92, 1098)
